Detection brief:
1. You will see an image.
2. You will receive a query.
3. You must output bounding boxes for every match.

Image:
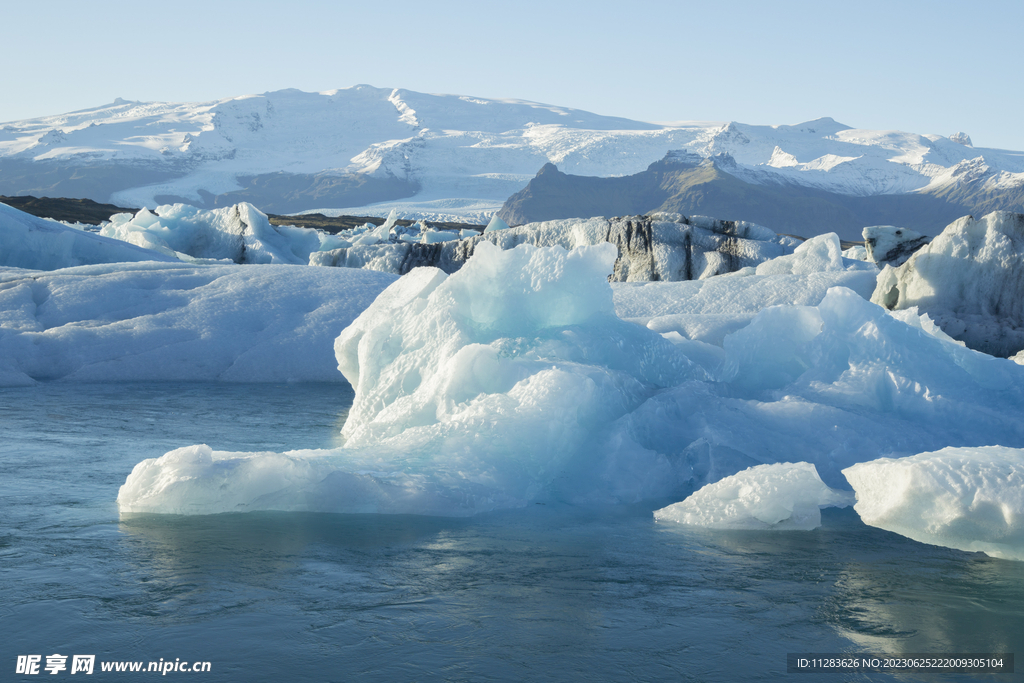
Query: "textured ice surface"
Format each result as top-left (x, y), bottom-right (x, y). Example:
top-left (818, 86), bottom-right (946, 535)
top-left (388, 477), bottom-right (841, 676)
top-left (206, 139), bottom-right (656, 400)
top-left (100, 202), bottom-right (322, 265)
top-left (654, 462), bottom-right (854, 530)
top-left (862, 226), bottom-right (929, 266)
top-left (0, 262), bottom-right (396, 385)
top-left (844, 447), bottom-right (1024, 561)
top-left (872, 211), bottom-right (1024, 357)
top-left (118, 241), bottom-right (1024, 516)
top-left (614, 233), bottom-right (877, 346)
top-left (0, 201), bottom-right (175, 270)
top-left (753, 232), bottom-right (847, 275)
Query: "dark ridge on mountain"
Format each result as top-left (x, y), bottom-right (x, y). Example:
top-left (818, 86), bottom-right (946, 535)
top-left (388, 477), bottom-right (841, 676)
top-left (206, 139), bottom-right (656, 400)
top-left (497, 154), bottom-right (1006, 242)
top-left (0, 195), bottom-right (137, 224)
top-left (0, 160), bottom-right (180, 204)
top-left (0, 157), bottom-right (419, 216)
top-left (926, 175), bottom-right (1024, 217)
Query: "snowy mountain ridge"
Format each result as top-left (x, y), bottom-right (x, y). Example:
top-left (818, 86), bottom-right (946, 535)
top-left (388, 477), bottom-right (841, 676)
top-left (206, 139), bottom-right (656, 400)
top-left (1, 85), bottom-right (1023, 217)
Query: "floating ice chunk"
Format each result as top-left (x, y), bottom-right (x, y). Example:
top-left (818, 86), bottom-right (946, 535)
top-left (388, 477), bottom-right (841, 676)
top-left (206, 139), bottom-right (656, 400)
top-left (843, 447), bottom-right (1024, 561)
top-left (100, 203), bottom-right (322, 265)
top-left (755, 233), bottom-right (846, 275)
top-left (654, 462), bottom-right (854, 530)
top-left (0, 201), bottom-right (175, 270)
top-left (420, 229), bottom-right (460, 243)
top-left (335, 241), bottom-right (701, 467)
top-left (116, 444), bottom-right (526, 516)
top-left (484, 214), bottom-right (511, 232)
top-left (842, 244), bottom-right (868, 261)
top-left (119, 241), bottom-right (704, 514)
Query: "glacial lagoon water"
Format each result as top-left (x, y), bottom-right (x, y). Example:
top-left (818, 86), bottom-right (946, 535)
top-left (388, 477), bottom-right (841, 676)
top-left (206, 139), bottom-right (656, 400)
top-left (2, 382), bottom-right (1022, 682)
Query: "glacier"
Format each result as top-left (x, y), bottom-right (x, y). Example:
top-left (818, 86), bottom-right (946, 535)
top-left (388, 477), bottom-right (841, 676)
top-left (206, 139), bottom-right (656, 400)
top-left (4, 87), bottom-right (1024, 224)
top-left (116, 240), bottom-right (1024, 526)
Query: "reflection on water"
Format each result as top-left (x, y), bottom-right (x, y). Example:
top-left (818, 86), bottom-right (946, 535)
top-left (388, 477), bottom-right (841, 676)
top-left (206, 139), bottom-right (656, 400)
top-left (2, 383), bottom-right (1023, 682)
top-left (665, 508), bottom-right (1024, 667)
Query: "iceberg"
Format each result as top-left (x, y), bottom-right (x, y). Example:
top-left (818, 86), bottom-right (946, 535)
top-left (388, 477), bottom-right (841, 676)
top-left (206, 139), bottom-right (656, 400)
top-left (614, 233), bottom-right (877, 346)
top-left (0, 261), bottom-right (396, 385)
top-left (312, 213), bottom-right (799, 281)
top-left (118, 242), bottom-right (703, 514)
top-left (862, 225), bottom-right (929, 267)
top-left (872, 211), bottom-right (1024, 357)
top-left (100, 202), bottom-right (323, 265)
top-left (117, 241), bottom-right (1024, 516)
top-left (654, 462), bottom-right (854, 530)
top-left (483, 214), bottom-right (511, 232)
top-left (1, 201), bottom-right (175, 270)
top-left (843, 447), bottom-right (1024, 561)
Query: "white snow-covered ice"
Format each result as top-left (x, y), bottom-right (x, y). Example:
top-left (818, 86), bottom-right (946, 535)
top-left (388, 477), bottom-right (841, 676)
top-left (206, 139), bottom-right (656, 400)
top-left (654, 462), bottom-right (854, 530)
top-left (843, 447), bottom-right (1024, 561)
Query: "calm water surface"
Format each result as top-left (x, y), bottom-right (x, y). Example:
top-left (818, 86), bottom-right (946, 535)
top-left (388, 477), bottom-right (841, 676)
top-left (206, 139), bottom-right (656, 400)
top-left (2, 383), bottom-right (1021, 682)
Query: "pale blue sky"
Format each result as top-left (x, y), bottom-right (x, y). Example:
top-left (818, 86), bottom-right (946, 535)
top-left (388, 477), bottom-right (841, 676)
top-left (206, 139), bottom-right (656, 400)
top-left (3, 0), bottom-right (1022, 149)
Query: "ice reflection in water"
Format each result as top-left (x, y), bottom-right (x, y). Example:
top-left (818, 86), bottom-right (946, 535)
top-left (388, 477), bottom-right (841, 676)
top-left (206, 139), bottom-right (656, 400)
top-left (2, 382), bottom-right (1022, 682)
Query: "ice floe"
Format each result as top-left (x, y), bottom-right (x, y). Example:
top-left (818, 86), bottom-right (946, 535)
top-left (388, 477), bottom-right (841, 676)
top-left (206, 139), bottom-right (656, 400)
top-left (843, 446), bottom-right (1024, 561)
top-left (654, 462), bottom-right (854, 530)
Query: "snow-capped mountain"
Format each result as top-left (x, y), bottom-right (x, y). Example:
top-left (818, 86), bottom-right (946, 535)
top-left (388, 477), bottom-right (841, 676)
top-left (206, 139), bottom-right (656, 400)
top-left (1, 85), bottom-right (1023, 222)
